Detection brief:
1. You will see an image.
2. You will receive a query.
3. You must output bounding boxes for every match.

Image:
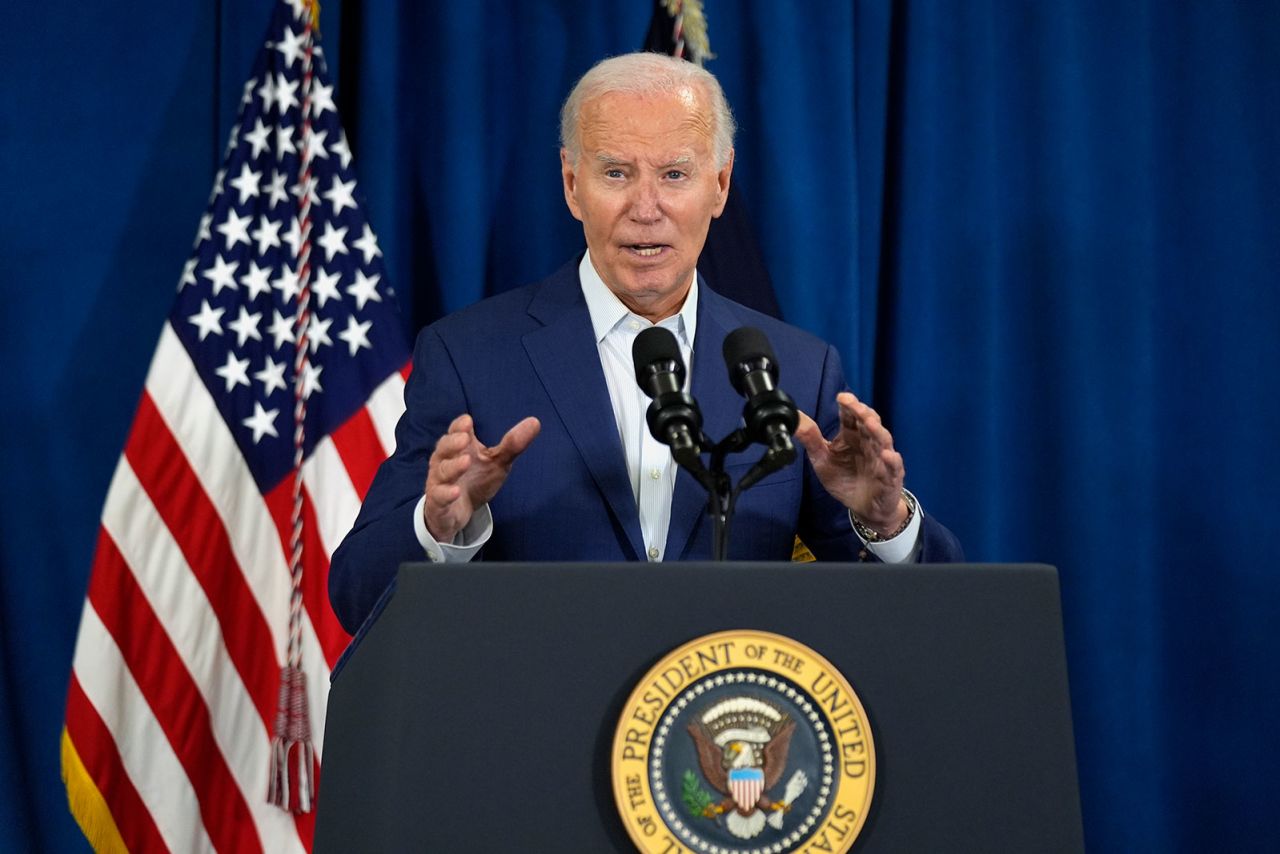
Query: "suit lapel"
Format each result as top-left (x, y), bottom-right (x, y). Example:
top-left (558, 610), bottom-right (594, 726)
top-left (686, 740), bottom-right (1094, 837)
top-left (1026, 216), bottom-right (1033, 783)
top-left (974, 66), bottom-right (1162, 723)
top-left (666, 285), bottom-right (746, 559)
top-left (522, 266), bottom-right (645, 560)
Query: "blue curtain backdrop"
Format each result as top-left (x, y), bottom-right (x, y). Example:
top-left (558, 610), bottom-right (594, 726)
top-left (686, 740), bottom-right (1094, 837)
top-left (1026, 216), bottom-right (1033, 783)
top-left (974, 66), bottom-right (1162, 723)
top-left (2, 1), bottom-right (1277, 850)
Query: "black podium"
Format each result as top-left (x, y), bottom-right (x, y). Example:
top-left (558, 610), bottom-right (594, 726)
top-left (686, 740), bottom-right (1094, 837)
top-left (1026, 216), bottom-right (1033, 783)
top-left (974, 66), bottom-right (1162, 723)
top-left (314, 563), bottom-right (1083, 852)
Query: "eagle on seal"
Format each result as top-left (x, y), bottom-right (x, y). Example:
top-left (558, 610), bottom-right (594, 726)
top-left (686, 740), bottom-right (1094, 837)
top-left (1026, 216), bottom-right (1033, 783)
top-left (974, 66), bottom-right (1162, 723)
top-left (687, 696), bottom-right (805, 839)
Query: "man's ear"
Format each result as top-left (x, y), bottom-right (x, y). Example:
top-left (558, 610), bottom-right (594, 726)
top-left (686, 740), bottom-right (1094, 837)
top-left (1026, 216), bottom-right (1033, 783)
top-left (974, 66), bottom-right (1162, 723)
top-left (711, 148), bottom-right (734, 219)
top-left (561, 148), bottom-right (584, 222)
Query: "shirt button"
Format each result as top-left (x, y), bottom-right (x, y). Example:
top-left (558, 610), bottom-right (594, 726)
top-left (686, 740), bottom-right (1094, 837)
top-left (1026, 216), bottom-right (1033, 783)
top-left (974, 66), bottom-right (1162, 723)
top-left (649, 468), bottom-right (661, 480)
top-left (629, 320), bottom-right (641, 331)
top-left (648, 546), bottom-right (660, 560)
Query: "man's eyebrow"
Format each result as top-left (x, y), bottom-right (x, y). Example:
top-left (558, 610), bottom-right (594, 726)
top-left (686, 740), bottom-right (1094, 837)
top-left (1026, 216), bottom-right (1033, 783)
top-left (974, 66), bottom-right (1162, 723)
top-left (596, 153), bottom-right (629, 166)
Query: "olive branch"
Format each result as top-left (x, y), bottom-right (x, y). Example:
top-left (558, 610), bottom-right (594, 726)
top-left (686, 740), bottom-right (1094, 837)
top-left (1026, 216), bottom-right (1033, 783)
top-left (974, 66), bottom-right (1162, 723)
top-left (681, 769), bottom-right (715, 818)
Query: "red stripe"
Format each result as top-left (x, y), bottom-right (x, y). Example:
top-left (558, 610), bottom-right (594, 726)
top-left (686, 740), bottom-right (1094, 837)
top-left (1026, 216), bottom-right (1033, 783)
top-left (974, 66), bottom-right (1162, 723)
top-left (65, 673), bottom-right (169, 853)
top-left (124, 392), bottom-right (280, 730)
top-left (329, 407), bottom-right (385, 499)
top-left (399, 360), bottom-right (412, 382)
top-left (263, 476), bottom-right (350, 668)
top-left (88, 530), bottom-right (263, 854)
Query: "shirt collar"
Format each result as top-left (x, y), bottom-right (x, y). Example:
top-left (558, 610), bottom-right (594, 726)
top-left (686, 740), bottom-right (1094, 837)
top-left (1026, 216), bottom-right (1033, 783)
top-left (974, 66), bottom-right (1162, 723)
top-left (578, 251), bottom-right (699, 347)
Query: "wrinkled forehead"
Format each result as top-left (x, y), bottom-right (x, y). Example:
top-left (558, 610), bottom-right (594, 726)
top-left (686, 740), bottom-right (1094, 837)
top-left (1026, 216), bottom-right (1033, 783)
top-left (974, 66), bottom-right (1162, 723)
top-left (576, 87), bottom-right (716, 153)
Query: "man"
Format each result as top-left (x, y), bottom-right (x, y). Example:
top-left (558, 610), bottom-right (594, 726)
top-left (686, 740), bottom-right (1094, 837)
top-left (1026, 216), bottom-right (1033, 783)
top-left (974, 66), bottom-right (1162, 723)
top-left (329, 53), bottom-right (962, 634)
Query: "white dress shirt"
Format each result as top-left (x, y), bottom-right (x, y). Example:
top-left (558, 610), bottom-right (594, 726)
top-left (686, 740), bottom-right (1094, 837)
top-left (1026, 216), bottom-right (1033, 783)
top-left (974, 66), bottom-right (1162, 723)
top-left (412, 251), bottom-right (921, 563)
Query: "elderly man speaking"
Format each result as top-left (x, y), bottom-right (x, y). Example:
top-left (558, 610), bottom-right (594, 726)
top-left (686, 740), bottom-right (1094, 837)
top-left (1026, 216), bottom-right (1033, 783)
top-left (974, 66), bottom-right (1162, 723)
top-left (328, 53), bottom-right (962, 633)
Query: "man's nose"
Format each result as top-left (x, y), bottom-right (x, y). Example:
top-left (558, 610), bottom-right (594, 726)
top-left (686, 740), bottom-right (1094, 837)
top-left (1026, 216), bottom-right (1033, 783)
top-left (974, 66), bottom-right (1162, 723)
top-left (628, 179), bottom-right (662, 223)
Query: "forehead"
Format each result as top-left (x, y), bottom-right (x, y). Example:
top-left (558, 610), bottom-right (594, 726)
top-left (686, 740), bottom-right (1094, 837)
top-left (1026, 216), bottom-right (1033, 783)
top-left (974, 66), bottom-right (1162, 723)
top-left (577, 88), bottom-right (715, 157)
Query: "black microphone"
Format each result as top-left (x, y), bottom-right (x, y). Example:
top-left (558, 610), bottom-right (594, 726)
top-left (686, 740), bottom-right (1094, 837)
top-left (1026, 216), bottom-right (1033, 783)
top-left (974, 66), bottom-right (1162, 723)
top-left (722, 327), bottom-right (798, 464)
top-left (633, 327), bottom-right (704, 467)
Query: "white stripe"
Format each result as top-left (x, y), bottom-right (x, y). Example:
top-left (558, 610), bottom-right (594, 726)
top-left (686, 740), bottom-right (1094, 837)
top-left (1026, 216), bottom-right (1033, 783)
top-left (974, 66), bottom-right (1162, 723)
top-left (72, 601), bottom-right (216, 854)
top-left (365, 369), bottom-right (407, 456)
top-left (102, 459), bottom-right (308, 854)
top-left (303, 436), bottom-right (363, 556)
top-left (145, 322), bottom-right (331, 757)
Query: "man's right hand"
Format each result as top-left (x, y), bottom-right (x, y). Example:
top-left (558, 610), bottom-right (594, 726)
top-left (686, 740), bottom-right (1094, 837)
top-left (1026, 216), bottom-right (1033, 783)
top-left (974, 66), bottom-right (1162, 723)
top-left (423, 413), bottom-right (541, 542)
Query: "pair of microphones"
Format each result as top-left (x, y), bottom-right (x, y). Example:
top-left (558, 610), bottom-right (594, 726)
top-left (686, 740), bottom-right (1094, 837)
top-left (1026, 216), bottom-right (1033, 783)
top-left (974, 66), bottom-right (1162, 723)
top-left (632, 325), bottom-right (799, 557)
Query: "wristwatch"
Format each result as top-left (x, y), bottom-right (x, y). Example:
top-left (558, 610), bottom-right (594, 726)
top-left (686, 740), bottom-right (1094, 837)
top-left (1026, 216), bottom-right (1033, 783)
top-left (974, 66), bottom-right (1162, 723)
top-left (852, 490), bottom-right (916, 542)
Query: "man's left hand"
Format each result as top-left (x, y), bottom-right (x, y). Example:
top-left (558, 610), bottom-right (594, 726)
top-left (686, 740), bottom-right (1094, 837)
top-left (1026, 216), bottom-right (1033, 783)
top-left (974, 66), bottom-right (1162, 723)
top-left (794, 392), bottom-right (909, 538)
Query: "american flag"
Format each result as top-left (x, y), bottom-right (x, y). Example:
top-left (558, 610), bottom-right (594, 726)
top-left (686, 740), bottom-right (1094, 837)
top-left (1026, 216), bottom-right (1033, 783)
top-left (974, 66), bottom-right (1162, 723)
top-left (60, 1), bottom-right (409, 850)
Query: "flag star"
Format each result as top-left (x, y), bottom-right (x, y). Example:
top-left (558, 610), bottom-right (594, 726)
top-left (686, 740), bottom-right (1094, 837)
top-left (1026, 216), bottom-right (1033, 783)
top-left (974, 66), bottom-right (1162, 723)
top-left (353, 223), bottom-right (383, 264)
top-left (242, 402), bottom-right (280, 443)
top-left (255, 355), bottom-right (288, 396)
top-left (310, 267), bottom-right (342, 307)
top-left (347, 269), bottom-right (382, 310)
top-left (227, 305), bottom-right (263, 346)
top-left (194, 212), bottom-right (213, 246)
top-left (281, 217), bottom-right (302, 258)
top-left (256, 75), bottom-right (277, 113)
top-left (303, 127), bottom-right (329, 163)
top-left (274, 73), bottom-right (299, 114)
top-left (316, 222), bottom-right (349, 262)
top-left (188, 299), bottom-right (225, 341)
top-left (214, 351), bottom-right (251, 392)
top-left (179, 256), bottom-right (198, 290)
top-left (240, 260), bottom-right (273, 300)
top-left (290, 175), bottom-right (319, 206)
top-left (273, 265), bottom-right (301, 302)
top-left (323, 176), bottom-right (357, 215)
top-left (210, 168), bottom-right (226, 201)
top-left (310, 80), bottom-right (335, 118)
top-left (286, 0), bottom-right (308, 20)
top-left (275, 123), bottom-right (297, 158)
top-left (262, 170), bottom-right (290, 208)
top-left (241, 77), bottom-right (257, 106)
top-left (330, 129), bottom-right (353, 169)
top-left (251, 215), bottom-right (282, 256)
top-left (301, 362), bottom-right (324, 399)
top-left (274, 26), bottom-right (307, 67)
top-left (228, 162), bottom-right (262, 205)
top-left (216, 209), bottom-right (253, 251)
top-left (201, 254), bottom-right (240, 295)
top-left (307, 315), bottom-right (333, 352)
top-left (338, 315), bottom-right (373, 356)
top-left (268, 309), bottom-right (296, 349)
top-left (243, 117), bottom-right (272, 159)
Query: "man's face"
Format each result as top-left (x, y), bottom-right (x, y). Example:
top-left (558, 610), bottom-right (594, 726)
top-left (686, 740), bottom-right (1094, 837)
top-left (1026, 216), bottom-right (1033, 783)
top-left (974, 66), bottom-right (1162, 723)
top-left (561, 87), bottom-right (733, 322)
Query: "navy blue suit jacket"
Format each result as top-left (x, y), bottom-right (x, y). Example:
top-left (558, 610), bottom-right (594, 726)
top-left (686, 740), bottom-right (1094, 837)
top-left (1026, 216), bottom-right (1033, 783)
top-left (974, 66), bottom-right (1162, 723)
top-left (329, 259), bottom-right (963, 633)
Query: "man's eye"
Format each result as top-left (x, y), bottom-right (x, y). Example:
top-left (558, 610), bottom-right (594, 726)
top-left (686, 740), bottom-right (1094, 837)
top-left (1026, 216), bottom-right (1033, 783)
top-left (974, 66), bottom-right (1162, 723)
top-left (665, 170), bottom-right (686, 180)
top-left (605, 169), bottom-right (624, 179)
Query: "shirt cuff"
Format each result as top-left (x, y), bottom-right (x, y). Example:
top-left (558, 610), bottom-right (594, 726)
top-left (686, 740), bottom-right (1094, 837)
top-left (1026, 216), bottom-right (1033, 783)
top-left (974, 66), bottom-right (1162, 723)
top-left (412, 495), bottom-right (493, 563)
top-left (850, 489), bottom-right (924, 564)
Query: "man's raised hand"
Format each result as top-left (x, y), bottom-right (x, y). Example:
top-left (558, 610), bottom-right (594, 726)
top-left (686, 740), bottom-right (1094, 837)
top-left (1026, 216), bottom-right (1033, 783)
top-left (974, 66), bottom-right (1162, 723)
top-left (423, 413), bottom-right (541, 542)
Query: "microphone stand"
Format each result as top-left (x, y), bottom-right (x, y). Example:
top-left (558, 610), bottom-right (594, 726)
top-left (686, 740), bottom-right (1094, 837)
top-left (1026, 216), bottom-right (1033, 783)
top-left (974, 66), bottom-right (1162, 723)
top-left (675, 428), bottom-right (795, 561)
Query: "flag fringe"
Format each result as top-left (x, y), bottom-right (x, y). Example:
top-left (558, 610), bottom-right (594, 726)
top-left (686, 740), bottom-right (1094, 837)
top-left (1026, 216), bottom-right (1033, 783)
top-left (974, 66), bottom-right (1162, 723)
top-left (61, 728), bottom-right (129, 854)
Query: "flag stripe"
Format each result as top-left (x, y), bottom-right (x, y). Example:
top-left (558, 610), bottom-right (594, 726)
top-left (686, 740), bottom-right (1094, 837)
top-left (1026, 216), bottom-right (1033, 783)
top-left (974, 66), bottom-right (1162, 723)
top-left (65, 679), bottom-right (167, 853)
top-left (263, 476), bottom-right (348, 668)
top-left (329, 406), bottom-right (385, 498)
top-left (87, 531), bottom-right (264, 854)
top-left (73, 601), bottom-right (216, 853)
top-left (100, 458), bottom-right (311, 852)
top-left (366, 366), bottom-right (409, 456)
top-left (146, 322), bottom-right (333, 754)
top-left (124, 390), bottom-right (281, 729)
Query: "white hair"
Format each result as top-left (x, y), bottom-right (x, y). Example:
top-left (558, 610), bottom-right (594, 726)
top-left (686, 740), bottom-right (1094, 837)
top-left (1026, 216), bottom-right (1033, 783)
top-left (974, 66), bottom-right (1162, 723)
top-left (559, 52), bottom-right (736, 169)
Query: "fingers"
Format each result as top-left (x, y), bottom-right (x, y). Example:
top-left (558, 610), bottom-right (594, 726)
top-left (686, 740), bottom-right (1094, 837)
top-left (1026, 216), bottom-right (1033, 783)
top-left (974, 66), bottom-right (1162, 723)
top-left (836, 392), bottom-right (896, 453)
top-left (792, 410), bottom-right (828, 464)
top-left (491, 416), bottom-right (541, 464)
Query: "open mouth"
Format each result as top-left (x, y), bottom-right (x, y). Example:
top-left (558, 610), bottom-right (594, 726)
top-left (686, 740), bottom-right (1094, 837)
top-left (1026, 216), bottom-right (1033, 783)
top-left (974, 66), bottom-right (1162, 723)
top-left (626, 243), bottom-right (668, 257)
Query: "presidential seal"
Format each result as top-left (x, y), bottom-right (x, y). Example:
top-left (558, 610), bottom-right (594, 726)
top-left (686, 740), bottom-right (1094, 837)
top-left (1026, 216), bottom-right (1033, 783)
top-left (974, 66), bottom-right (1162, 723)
top-left (612, 630), bottom-right (875, 854)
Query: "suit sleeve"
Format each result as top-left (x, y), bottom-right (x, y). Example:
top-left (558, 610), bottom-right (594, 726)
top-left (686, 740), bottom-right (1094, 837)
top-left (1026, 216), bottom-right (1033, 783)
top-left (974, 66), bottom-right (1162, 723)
top-left (328, 325), bottom-right (470, 634)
